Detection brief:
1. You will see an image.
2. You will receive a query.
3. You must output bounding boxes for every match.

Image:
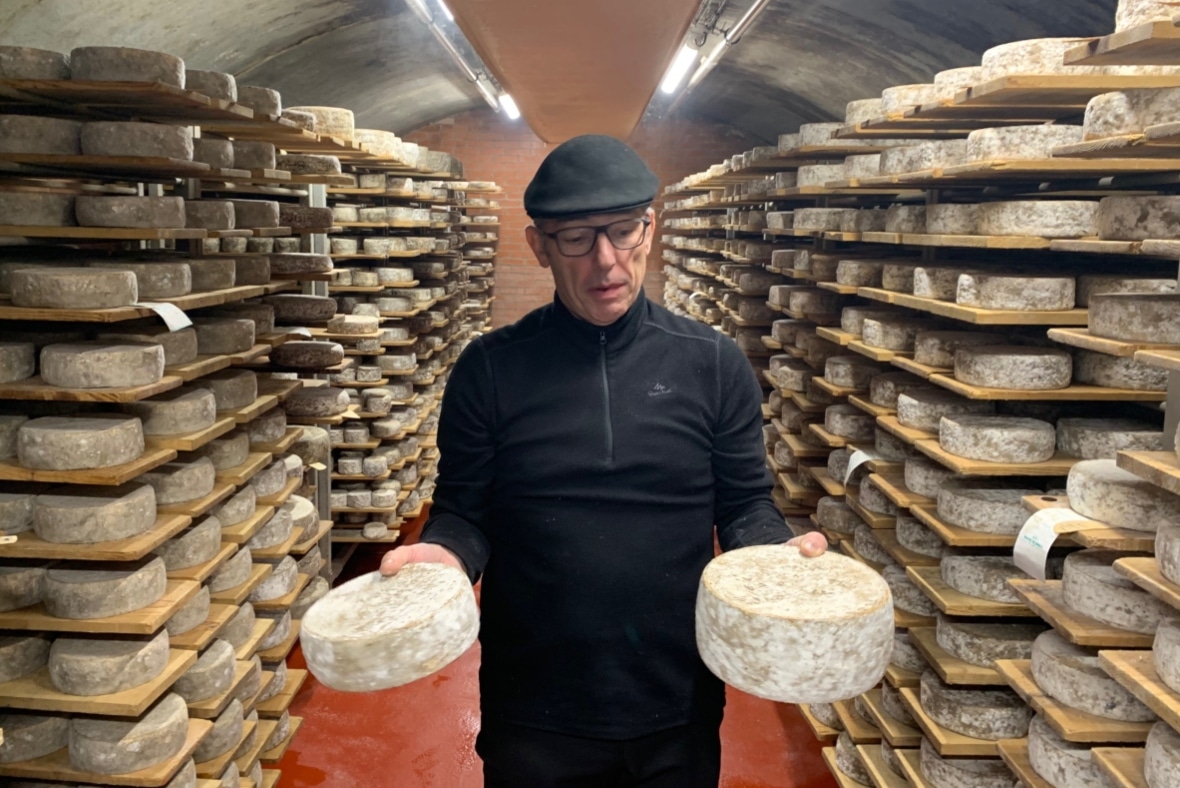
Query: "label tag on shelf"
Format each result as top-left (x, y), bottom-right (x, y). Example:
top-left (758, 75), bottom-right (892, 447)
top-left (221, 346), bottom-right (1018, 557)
top-left (138, 302), bottom-right (192, 331)
top-left (1014, 508), bottom-right (1080, 581)
top-left (287, 327), bottom-right (312, 338)
top-left (844, 448), bottom-right (880, 485)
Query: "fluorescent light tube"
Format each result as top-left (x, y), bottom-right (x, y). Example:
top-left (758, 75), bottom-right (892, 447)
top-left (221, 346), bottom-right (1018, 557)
top-left (498, 93), bottom-right (521, 120)
top-left (660, 44), bottom-right (698, 95)
top-left (435, 0), bottom-right (454, 21)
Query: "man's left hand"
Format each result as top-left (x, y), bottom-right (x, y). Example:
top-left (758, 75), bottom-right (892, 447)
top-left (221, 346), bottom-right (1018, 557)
top-left (786, 531), bottom-right (828, 557)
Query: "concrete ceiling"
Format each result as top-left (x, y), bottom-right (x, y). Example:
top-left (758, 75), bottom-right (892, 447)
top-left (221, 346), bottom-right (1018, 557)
top-left (0, 0), bottom-right (1123, 142)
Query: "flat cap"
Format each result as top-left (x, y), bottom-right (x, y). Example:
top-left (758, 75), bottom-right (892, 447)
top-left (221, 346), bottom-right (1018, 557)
top-left (524, 134), bottom-right (659, 220)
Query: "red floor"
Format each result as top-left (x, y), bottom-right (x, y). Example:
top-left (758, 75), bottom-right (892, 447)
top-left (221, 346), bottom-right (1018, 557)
top-left (276, 534), bottom-right (836, 788)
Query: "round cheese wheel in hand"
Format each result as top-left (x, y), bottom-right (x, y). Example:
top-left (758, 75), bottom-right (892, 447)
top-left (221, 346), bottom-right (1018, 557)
top-left (695, 545), bottom-right (893, 704)
top-left (300, 565), bottom-right (478, 692)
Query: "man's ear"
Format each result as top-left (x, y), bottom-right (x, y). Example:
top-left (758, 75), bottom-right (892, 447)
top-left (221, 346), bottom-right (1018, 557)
top-left (525, 225), bottom-right (552, 270)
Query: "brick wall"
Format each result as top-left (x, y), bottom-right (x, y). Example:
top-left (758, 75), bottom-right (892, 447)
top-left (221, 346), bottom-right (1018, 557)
top-left (406, 109), bottom-right (759, 327)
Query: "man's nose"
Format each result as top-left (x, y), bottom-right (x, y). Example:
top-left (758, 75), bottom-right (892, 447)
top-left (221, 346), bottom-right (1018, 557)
top-left (590, 231), bottom-right (615, 267)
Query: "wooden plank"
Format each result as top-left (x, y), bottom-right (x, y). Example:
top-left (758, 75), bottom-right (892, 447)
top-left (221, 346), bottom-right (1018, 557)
top-left (908, 565), bottom-right (1035, 617)
top-left (1021, 495), bottom-right (1156, 552)
top-left (250, 426), bottom-right (302, 456)
top-left (997, 738), bottom-right (1053, 788)
top-left (833, 698), bottom-right (882, 744)
top-left (1117, 451), bottom-right (1180, 497)
top-left (995, 659), bottom-right (1154, 744)
top-left (261, 769), bottom-right (281, 788)
top-left (168, 542), bottom-right (237, 584)
top-left (822, 747), bottom-right (867, 788)
top-left (874, 529), bottom-right (941, 567)
top-left (0, 225), bottom-right (206, 240)
top-left (899, 687), bottom-right (997, 757)
top-left (1114, 556), bottom-right (1180, 613)
top-left (860, 688), bottom-right (923, 748)
top-left (891, 356), bottom-right (950, 380)
top-left (1100, 650), bottom-right (1180, 737)
top-left (257, 475), bottom-right (301, 508)
top-left (784, 432), bottom-right (833, 459)
top-left (0, 374), bottom-right (183, 403)
top-left (927, 373), bottom-right (1164, 402)
top-left (235, 718), bottom-right (274, 774)
top-left (1009, 579), bottom-right (1155, 648)
top-left (779, 472), bottom-right (824, 506)
top-left (810, 466), bottom-right (846, 497)
top-left (1135, 348), bottom-right (1180, 373)
top-left (0, 513), bottom-right (189, 561)
top-left (253, 573), bottom-right (312, 613)
top-left (256, 668), bottom-right (308, 718)
top-left (1047, 328), bottom-right (1172, 358)
top-left (847, 340), bottom-right (909, 364)
top-left (157, 481), bottom-right (236, 519)
top-left (260, 716), bottom-right (303, 763)
top-left (895, 747), bottom-right (936, 788)
top-left (856, 287), bottom-right (1088, 326)
top-left (188, 660), bottom-right (253, 719)
top-left (885, 663), bottom-right (922, 689)
top-left (909, 627), bottom-right (1006, 686)
top-left (195, 720), bottom-right (257, 779)
top-left (871, 473), bottom-right (932, 510)
top-left (234, 619), bottom-right (275, 662)
top-left (215, 453), bottom-right (271, 487)
top-left (1065, 20), bottom-right (1180, 66)
top-left (894, 606), bottom-right (937, 629)
top-left (0, 578), bottom-right (198, 635)
top-left (816, 327), bottom-right (855, 346)
top-left (248, 525), bottom-right (302, 562)
top-left (915, 440), bottom-right (1079, 477)
top-left (172, 602), bottom-right (236, 651)
top-left (877, 416), bottom-right (935, 447)
top-left (1093, 747), bottom-right (1149, 788)
top-left (220, 395), bottom-right (279, 426)
top-left (145, 416), bottom-right (237, 452)
top-left (857, 744), bottom-right (911, 788)
top-left (847, 492), bottom-right (897, 529)
top-left (0, 718), bottom-right (212, 787)
top-left (911, 503), bottom-right (1016, 547)
top-left (812, 377), bottom-right (863, 399)
top-left (291, 520), bottom-right (333, 556)
top-left (849, 395), bottom-right (894, 419)
top-left (209, 563), bottom-right (272, 606)
top-left (0, 447), bottom-right (176, 486)
top-left (809, 423), bottom-right (850, 448)
top-left (257, 620), bottom-right (301, 663)
top-left (0, 648), bottom-right (195, 716)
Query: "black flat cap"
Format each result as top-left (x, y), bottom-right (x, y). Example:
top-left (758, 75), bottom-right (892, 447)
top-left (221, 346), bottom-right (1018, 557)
top-left (524, 134), bottom-right (659, 220)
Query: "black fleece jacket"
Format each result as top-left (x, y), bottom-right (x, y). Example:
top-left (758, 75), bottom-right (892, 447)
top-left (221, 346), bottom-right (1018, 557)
top-left (420, 290), bottom-right (791, 739)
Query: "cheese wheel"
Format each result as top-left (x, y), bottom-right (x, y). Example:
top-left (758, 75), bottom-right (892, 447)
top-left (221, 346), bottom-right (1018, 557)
top-left (250, 555), bottom-right (297, 602)
top-left (1145, 720), bottom-right (1180, 788)
top-left (953, 345), bottom-right (1072, 390)
top-left (250, 459), bottom-right (288, 497)
top-left (966, 126), bottom-right (1082, 162)
top-left (238, 85), bottom-right (281, 115)
top-left (798, 123), bottom-right (842, 146)
top-left (914, 266), bottom-right (985, 300)
top-left (124, 387), bottom-right (217, 437)
top-left (884, 204), bottom-right (927, 233)
top-left (96, 325), bottom-right (197, 367)
top-left (919, 669), bottom-right (1031, 740)
top-left (862, 317), bottom-right (939, 351)
top-left (48, 628), bottom-right (169, 696)
top-left (1075, 349), bottom-right (1167, 391)
top-left (287, 106), bottom-right (355, 141)
top-left (1076, 274), bottom-right (1176, 306)
top-left (835, 731), bottom-right (871, 783)
top-left (817, 497), bottom-right (862, 534)
top-left (793, 208), bottom-right (855, 232)
top-left (841, 208), bottom-right (887, 232)
top-left (869, 371), bottom-right (930, 408)
top-left (68, 692), bottom-right (188, 774)
top-left (88, 260), bottom-right (192, 298)
top-left (81, 121), bottom-right (192, 160)
top-left (859, 476), bottom-right (899, 515)
top-left (937, 480), bottom-right (1041, 535)
top-left (10, 267), bottom-right (136, 309)
top-left (193, 137), bottom-right (233, 169)
top-left (40, 341), bottom-right (164, 389)
top-left (880, 141), bottom-right (966, 175)
top-left (165, 584), bottom-right (209, 636)
top-left (956, 273), bottom-right (1076, 311)
top-left (69, 46), bottom-right (184, 86)
top-left (798, 164), bottom-right (847, 187)
top-left (208, 547), bottom-right (253, 593)
top-left (897, 515), bottom-right (949, 558)
top-left (940, 415), bottom-right (1055, 464)
top-left (266, 294), bottom-right (338, 323)
top-left (1069, 459), bottom-right (1180, 534)
top-left (881, 681), bottom-right (916, 727)
top-left (1028, 714), bottom-right (1110, 788)
top-left (1085, 88), bottom-right (1180, 140)
top-left (892, 630), bottom-right (929, 673)
top-left (826, 355), bottom-right (888, 389)
top-left (914, 331), bottom-right (1005, 369)
top-left (941, 555), bottom-right (1026, 604)
top-left (1056, 418), bottom-right (1163, 459)
top-left (0, 563), bottom-right (47, 613)
top-left (194, 698), bottom-right (244, 764)
top-left (18, 415), bottom-right (144, 471)
top-left (0, 712), bottom-right (69, 763)
top-left (1090, 293), bottom-right (1180, 343)
top-left (203, 369), bottom-right (257, 411)
top-left (919, 736), bottom-right (1019, 788)
top-left (1032, 629), bottom-right (1154, 721)
top-left (0, 192), bottom-right (75, 227)
top-left (875, 427), bottom-right (910, 462)
top-left (882, 83), bottom-right (940, 113)
top-left (926, 203), bottom-right (981, 235)
top-left (1062, 549), bottom-right (1171, 634)
top-left (33, 482), bottom-right (157, 544)
top-left (696, 546), bottom-right (893, 703)
top-left (840, 307), bottom-right (897, 336)
top-left (76, 195), bottom-right (186, 229)
top-left (884, 564), bottom-right (940, 617)
top-left (185, 69), bottom-right (237, 101)
top-left (936, 614), bottom-right (1043, 669)
top-left (44, 557), bottom-right (166, 620)
top-left (174, 638), bottom-right (235, 703)
top-left (0, 634), bottom-right (51, 684)
top-left (845, 98), bottom-right (884, 125)
top-left (845, 153), bottom-right (882, 180)
top-left (0, 46), bottom-right (70, 79)
top-left (1157, 615), bottom-right (1180, 694)
top-left (897, 390), bottom-right (994, 432)
top-left (154, 515), bottom-right (221, 571)
top-left (138, 458), bottom-right (216, 506)
top-left (977, 201), bottom-right (1097, 239)
top-left (0, 114), bottom-right (82, 155)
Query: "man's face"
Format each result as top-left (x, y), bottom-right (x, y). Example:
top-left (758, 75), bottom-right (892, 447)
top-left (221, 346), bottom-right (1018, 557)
top-left (526, 208), bottom-right (654, 327)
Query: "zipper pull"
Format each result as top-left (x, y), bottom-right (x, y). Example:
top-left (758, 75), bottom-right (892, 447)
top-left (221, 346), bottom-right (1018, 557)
top-left (599, 330), bottom-right (606, 346)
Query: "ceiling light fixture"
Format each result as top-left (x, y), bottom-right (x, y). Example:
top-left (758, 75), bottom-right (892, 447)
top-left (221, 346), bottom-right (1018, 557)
top-left (498, 93), bottom-right (521, 120)
top-left (435, 0), bottom-right (454, 21)
top-left (403, 0), bottom-right (500, 111)
top-left (660, 44), bottom-right (699, 95)
top-left (669, 0), bottom-right (772, 111)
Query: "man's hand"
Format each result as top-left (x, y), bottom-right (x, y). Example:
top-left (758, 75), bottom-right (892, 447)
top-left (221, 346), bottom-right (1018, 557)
top-left (379, 543), bottom-right (466, 577)
top-left (786, 531), bottom-right (828, 558)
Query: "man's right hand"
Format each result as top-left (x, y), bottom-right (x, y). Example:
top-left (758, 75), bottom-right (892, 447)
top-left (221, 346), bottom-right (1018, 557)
top-left (379, 543), bottom-right (466, 577)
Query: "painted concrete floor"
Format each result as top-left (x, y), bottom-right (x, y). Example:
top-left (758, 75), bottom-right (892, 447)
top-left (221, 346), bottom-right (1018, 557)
top-left (276, 542), bottom-right (836, 788)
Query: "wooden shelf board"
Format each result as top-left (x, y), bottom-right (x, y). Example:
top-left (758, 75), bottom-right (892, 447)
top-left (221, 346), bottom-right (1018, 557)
top-left (0, 224), bottom-right (206, 240)
top-left (782, 432), bottom-right (833, 459)
top-left (0, 513), bottom-right (190, 562)
top-left (891, 356), bottom-right (950, 380)
top-left (816, 327), bottom-right (856, 347)
top-left (0, 718), bottom-right (211, 787)
top-left (257, 475), bottom-right (301, 508)
top-left (195, 719), bottom-right (257, 779)
top-left (849, 341), bottom-right (910, 364)
top-left (810, 465), bottom-right (846, 497)
top-left (188, 659), bottom-right (254, 719)
top-left (809, 422), bottom-right (850, 448)
top-left (145, 416), bottom-right (237, 453)
top-left (0, 578), bottom-right (198, 635)
top-left (172, 602), bottom-right (236, 651)
top-left (260, 716), bottom-right (303, 763)
top-left (833, 698), bottom-right (883, 745)
top-left (253, 572), bottom-right (312, 612)
top-left (1113, 556), bottom-right (1180, 613)
top-left (870, 473), bottom-right (931, 510)
top-left (876, 416), bottom-right (935, 447)
top-left (257, 620), bottom-right (301, 663)
top-left (220, 395), bottom-right (279, 426)
top-left (209, 563), bottom-right (273, 606)
top-left (857, 744), bottom-right (911, 788)
top-left (1009, 579), bottom-right (1154, 648)
top-left (167, 542), bottom-right (237, 583)
top-left (0, 374), bottom-right (183, 403)
top-left (250, 426), bottom-right (303, 456)
top-left (256, 668), bottom-right (309, 718)
top-left (927, 373), bottom-right (1164, 402)
top-left (846, 491), bottom-right (897, 529)
top-left (0, 647), bottom-right (195, 716)
top-left (235, 619), bottom-right (276, 662)
top-left (1065, 20), bottom-right (1180, 66)
top-left (858, 287), bottom-right (1088, 326)
top-left (1117, 450), bottom-right (1180, 497)
top-left (812, 376), bottom-right (864, 399)
top-left (997, 738), bottom-right (1053, 788)
top-left (248, 526), bottom-right (302, 562)
top-left (900, 686), bottom-right (998, 756)
top-left (909, 626), bottom-right (1005, 686)
top-left (779, 472), bottom-right (824, 507)
top-left (291, 520), bottom-right (333, 556)
top-left (218, 505), bottom-right (275, 545)
top-left (821, 747), bottom-right (868, 788)
top-left (1099, 650), bottom-right (1180, 743)
top-left (235, 718), bottom-right (274, 774)
top-left (1093, 746), bottom-right (1149, 788)
top-left (915, 439), bottom-right (1079, 477)
top-left (798, 704), bottom-right (842, 742)
top-left (849, 395), bottom-right (894, 419)
top-left (0, 446), bottom-right (176, 486)
top-left (910, 503), bottom-right (1016, 548)
top-left (895, 747), bottom-right (936, 788)
top-left (895, 605), bottom-right (936, 630)
top-left (885, 664), bottom-right (921, 689)
top-left (873, 528), bottom-right (941, 567)
top-left (860, 688), bottom-right (922, 748)
top-left (908, 565), bottom-right (1035, 617)
top-left (215, 452), bottom-right (272, 487)
top-left (1048, 328), bottom-right (1178, 358)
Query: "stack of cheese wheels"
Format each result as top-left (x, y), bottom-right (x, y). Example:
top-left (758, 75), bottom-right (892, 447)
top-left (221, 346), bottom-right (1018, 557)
top-left (695, 545), bottom-right (894, 703)
top-left (300, 564), bottom-right (479, 691)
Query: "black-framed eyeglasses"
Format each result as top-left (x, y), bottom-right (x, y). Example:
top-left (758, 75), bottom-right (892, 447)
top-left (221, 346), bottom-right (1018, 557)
top-left (539, 217), bottom-right (652, 257)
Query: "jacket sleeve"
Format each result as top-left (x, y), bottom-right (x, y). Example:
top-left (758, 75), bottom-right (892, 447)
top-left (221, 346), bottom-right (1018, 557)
top-left (711, 336), bottom-right (793, 551)
top-left (418, 338), bottom-right (495, 582)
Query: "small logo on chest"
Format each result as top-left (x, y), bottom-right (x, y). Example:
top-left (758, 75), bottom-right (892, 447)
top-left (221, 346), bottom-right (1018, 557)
top-left (648, 382), bottom-right (673, 397)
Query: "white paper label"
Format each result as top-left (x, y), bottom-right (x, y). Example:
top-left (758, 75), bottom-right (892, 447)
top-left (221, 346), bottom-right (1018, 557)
top-left (1014, 508), bottom-right (1081, 581)
top-left (844, 448), bottom-right (880, 485)
top-left (138, 302), bottom-right (192, 331)
top-left (288, 327), bottom-right (312, 338)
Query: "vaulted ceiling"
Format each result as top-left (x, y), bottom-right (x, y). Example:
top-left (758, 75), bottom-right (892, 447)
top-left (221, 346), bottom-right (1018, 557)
top-left (0, 0), bottom-right (1122, 143)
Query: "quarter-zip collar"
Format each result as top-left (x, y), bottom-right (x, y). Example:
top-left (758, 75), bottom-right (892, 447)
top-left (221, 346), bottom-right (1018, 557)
top-left (551, 289), bottom-right (648, 357)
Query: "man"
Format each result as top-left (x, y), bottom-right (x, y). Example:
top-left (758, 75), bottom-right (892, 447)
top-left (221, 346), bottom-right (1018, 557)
top-left (381, 134), bottom-right (827, 787)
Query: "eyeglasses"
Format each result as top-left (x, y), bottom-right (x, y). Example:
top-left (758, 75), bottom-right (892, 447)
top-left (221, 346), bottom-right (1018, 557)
top-left (539, 217), bottom-right (652, 257)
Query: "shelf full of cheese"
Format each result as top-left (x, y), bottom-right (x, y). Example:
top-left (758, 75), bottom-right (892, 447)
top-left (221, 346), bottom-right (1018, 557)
top-left (0, 43), bottom-right (427, 787)
top-left (661, 2), bottom-right (1180, 784)
top-left (314, 165), bottom-right (492, 544)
